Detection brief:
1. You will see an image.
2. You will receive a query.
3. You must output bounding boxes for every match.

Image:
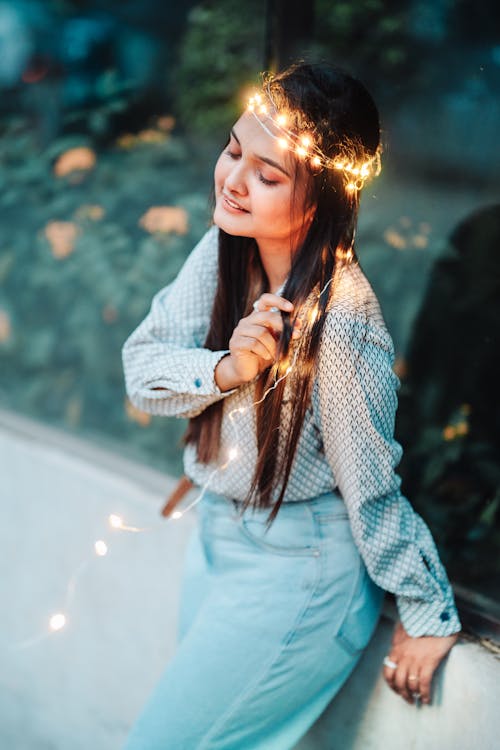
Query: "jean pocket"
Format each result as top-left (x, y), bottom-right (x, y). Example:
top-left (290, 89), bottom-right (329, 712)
top-left (237, 511), bottom-right (321, 558)
top-left (335, 563), bottom-right (384, 656)
top-left (314, 509), bottom-right (349, 524)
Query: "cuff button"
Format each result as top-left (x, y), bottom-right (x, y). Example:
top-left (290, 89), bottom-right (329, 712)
top-left (194, 378), bottom-right (202, 388)
top-left (440, 611), bottom-right (450, 621)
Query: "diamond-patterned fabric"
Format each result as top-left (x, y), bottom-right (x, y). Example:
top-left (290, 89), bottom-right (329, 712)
top-left (122, 225), bottom-right (462, 638)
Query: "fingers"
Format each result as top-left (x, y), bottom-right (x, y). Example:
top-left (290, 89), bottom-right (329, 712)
top-left (382, 622), bottom-right (457, 708)
top-left (237, 331), bottom-right (276, 362)
top-left (383, 659), bottom-right (434, 706)
top-left (384, 660), bottom-right (413, 705)
top-left (249, 311), bottom-right (301, 341)
top-left (394, 663), bottom-right (415, 705)
top-left (418, 663), bottom-right (434, 704)
top-left (253, 293), bottom-right (293, 314)
top-left (383, 659), bottom-right (398, 694)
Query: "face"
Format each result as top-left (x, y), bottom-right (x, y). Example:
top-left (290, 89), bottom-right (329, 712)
top-left (213, 111), bottom-right (314, 255)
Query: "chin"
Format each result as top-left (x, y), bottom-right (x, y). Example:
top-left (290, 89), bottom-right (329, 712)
top-left (213, 206), bottom-right (248, 237)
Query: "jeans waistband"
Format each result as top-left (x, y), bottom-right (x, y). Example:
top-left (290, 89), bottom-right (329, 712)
top-left (202, 488), bottom-right (346, 514)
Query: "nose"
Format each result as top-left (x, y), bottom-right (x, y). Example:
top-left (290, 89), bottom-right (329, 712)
top-left (224, 161), bottom-right (248, 196)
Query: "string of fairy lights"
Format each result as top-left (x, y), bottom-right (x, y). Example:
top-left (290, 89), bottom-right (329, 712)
top-left (8, 352), bottom-right (300, 650)
top-left (7, 281), bottom-right (333, 650)
top-left (246, 89), bottom-right (382, 193)
top-left (9, 90), bottom-right (381, 650)
top-left (8, 295), bottom-right (314, 649)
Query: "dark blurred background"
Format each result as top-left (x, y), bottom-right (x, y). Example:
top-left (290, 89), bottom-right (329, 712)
top-left (0, 0), bottom-right (499, 608)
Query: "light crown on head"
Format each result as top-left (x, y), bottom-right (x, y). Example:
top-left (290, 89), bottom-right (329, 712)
top-left (247, 89), bottom-right (381, 193)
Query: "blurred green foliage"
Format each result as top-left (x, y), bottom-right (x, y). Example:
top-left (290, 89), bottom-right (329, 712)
top-left (174, 1), bottom-right (265, 134)
top-left (172, 0), bottom-right (414, 135)
top-left (312, 0), bottom-right (412, 86)
top-left (0, 118), bottom-right (214, 475)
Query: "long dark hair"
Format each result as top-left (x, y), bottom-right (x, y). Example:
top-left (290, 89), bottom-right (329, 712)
top-left (184, 62), bottom-right (381, 524)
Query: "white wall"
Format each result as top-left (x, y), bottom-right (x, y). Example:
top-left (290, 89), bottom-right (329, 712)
top-left (0, 409), bottom-right (498, 750)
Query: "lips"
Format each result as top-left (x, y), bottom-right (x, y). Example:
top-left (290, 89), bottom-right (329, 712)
top-left (222, 193), bottom-right (249, 213)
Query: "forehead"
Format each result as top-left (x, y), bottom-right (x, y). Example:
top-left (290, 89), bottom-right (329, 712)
top-left (232, 111), bottom-right (296, 169)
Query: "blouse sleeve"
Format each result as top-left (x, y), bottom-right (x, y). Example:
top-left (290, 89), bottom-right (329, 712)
top-left (312, 309), bottom-right (462, 637)
top-left (121, 225), bottom-right (237, 419)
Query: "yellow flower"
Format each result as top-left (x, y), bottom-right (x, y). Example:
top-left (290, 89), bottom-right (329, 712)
top-left (137, 129), bottom-right (166, 144)
top-left (157, 115), bottom-right (175, 132)
top-left (383, 228), bottom-right (407, 250)
top-left (54, 147), bottom-right (96, 177)
top-left (412, 234), bottom-right (428, 248)
top-left (75, 204), bottom-right (105, 221)
top-left (44, 221), bottom-right (79, 259)
top-left (0, 309), bottom-right (11, 342)
top-left (442, 425), bottom-right (456, 441)
top-left (116, 133), bottom-right (136, 149)
top-left (139, 206), bottom-right (189, 235)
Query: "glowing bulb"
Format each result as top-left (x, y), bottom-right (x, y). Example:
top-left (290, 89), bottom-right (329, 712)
top-left (311, 155), bottom-right (321, 167)
top-left (228, 447), bottom-right (239, 461)
top-left (94, 540), bottom-right (108, 556)
top-left (171, 510), bottom-right (183, 520)
top-left (49, 613), bottom-right (66, 631)
top-left (276, 114), bottom-right (287, 126)
top-left (259, 105), bottom-right (268, 115)
top-left (346, 182), bottom-right (357, 192)
top-left (334, 161), bottom-right (344, 170)
top-left (309, 306), bottom-right (319, 325)
top-left (301, 135), bottom-right (312, 148)
top-left (109, 514), bottom-right (123, 529)
top-left (277, 137), bottom-right (288, 150)
top-left (296, 146), bottom-right (307, 158)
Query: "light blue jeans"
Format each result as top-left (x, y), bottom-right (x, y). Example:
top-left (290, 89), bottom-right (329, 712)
top-left (123, 490), bottom-right (385, 749)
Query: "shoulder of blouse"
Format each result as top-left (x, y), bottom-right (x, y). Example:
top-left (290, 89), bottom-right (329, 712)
top-left (152, 223), bottom-right (220, 304)
top-left (188, 222), bottom-right (219, 272)
top-left (325, 261), bottom-right (385, 324)
top-left (317, 261), bottom-right (396, 367)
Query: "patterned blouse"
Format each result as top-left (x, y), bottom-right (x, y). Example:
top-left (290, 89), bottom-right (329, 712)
top-left (122, 224), bottom-right (462, 638)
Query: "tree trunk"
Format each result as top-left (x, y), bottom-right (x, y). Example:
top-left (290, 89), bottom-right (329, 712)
top-left (264, 0), bottom-right (315, 71)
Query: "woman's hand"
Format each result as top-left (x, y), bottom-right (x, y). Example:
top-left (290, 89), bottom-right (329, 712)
top-left (382, 620), bottom-right (460, 705)
top-left (215, 293), bottom-right (300, 391)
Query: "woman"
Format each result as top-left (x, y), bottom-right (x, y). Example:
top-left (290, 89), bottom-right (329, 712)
top-left (122, 62), bottom-right (461, 749)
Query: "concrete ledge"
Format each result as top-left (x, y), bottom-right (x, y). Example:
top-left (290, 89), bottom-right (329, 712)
top-left (295, 614), bottom-right (498, 750)
top-left (1, 407), bottom-right (498, 750)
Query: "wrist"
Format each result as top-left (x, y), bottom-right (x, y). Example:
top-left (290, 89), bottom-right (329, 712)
top-left (215, 354), bottom-right (244, 392)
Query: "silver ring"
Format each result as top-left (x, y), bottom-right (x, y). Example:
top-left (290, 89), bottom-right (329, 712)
top-left (383, 656), bottom-right (398, 670)
top-left (252, 299), bottom-right (260, 312)
top-left (411, 691), bottom-right (421, 700)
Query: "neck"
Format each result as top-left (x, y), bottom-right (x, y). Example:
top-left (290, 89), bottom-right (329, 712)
top-left (256, 239), bottom-right (292, 294)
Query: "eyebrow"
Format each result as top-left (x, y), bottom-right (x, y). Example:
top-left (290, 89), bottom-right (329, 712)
top-left (231, 128), bottom-right (290, 177)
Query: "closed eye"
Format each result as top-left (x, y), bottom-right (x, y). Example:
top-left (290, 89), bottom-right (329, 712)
top-left (258, 173), bottom-right (278, 186)
top-left (225, 146), bottom-right (278, 185)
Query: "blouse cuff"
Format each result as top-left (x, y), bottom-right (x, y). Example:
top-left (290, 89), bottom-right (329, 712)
top-left (142, 349), bottom-right (237, 398)
top-left (397, 592), bottom-right (462, 637)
